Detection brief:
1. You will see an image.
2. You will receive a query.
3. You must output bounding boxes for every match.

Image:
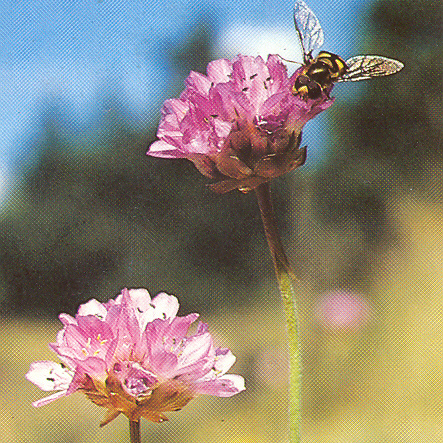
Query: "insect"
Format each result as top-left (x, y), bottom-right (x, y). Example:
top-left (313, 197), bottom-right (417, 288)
top-left (292, 0), bottom-right (404, 99)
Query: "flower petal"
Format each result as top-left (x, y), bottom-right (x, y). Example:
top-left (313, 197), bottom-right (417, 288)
top-left (150, 292), bottom-right (179, 320)
top-left (206, 58), bottom-right (232, 84)
top-left (77, 298), bottom-right (108, 319)
top-left (148, 140), bottom-right (184, 158)
top-left (213, 348), bottom-right (236, 375)
top-left (195, 374), bottom-right (246, 397)
top-left (32, 390), bottom-right (69, 407)
top-left (26, 361), bottom-right (73, 391)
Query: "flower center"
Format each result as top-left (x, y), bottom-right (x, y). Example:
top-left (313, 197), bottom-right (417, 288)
top-left (81, 334), bottom-right (109, 358)
top-left (112, 362), bottom-right (159, 398)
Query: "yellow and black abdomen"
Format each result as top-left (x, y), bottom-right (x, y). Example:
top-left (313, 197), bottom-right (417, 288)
top-left (314, 51), bottom-right (347, 80)
top-left (293, 51), bottom-right (348, 99)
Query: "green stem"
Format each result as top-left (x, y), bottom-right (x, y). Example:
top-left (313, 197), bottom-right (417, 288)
top-left (255, 182), bottom-right (301, 443)
top-left (129, 420), bottom-right (141, 443)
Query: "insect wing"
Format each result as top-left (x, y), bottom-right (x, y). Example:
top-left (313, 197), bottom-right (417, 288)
top-left (338, 55), bottom-right (404, 82)
top-left (293, 0), bottom-right (324, 62)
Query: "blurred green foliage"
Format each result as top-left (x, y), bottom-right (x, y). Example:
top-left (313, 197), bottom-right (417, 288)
top-left (307, 0), bottom-right (443, 291)
top-left (0, 14), bottom-right (268, 316)
top-left (332, 0), bottom-right (442, 182)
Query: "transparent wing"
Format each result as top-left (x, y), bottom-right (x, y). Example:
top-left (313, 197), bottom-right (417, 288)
top-left (293, 0), bottom-right (324, 62)
top-left (338, 55), bottom-right (404, 82)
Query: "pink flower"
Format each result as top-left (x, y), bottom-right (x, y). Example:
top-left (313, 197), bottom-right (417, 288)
top-left (148, 55), bottom-right (334, 193)
top-left (26, 288), bottom-right (245, 426)
top-left (316, 290), bottom-right (370, 331)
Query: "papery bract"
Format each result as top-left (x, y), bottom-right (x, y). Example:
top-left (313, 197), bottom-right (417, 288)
top-left (26, 288), bottom-right (245, 426)
top-left (148, 54), bottom-right (334, 193)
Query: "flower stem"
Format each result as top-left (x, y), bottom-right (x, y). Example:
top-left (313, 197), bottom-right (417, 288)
top-left (129, 420), bottom-right (141, 443)
top-left (255, 182), bottom-right (301, 443)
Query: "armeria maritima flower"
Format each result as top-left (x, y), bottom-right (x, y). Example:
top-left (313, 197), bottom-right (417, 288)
top-left (26, 288), bottom-right (245, 426)
top-left (148, 54), bottom-right (334, 193)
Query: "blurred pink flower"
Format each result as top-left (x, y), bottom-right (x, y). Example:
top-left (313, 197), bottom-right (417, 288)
top-left (26, 288), bottom-right (245, 426)
top-left (148, 55), bottom-right (334, 193)
top-left (316, 291), bottom-right (370, 331)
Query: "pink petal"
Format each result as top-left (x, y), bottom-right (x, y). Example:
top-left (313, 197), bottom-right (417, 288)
top-left (206, 58), bottom-right (232, 84)
top-left (177, 333), bottom-right (213, 367)
top-left (32, 390), bottom-right (69, 407)
top-left (77, 298), bottom-right (108, 319)
top-left (68, 357), bottom-right (107, 390)
top-left (164, 98), bottom-right (189, 121)
top-left (195, 374), bottom-right (245, 397)
top-left (148, 140), bottom-right (184, 158)
top-left (213, 118), bottom-right (232, 138)
top-left (171, 358), bottom-right (210, 380)
top-left (185, 71), bottom-right (212, 95)
top-left (213, 348), bottom-right (236, 375)
top-left (149, 350), bottom-right (178, 376)
top-left (58, 313), bottom-right (77, 327)
top-left (26, 361), bottom-right (73, 391)
top-left (167, 313), bottom-right (199, 342)
top-left (124, 288), bottom-right (152, 310)
top-left (150, 292), bottom-right (179, 319)
top-left (196, 322), bottom-right (208, 334)
top-left (142, 318), bottom-right (172, 356)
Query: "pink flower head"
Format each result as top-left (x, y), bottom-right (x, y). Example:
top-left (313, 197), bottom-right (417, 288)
top-left (148, 54), bottom-right (334, 193)
top-left (26, 288), bottom-right (245, 426)
top-left (316, 290), bottom-right (370, 331)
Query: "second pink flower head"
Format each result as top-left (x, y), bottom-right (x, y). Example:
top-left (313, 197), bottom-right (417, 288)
top-left (26, 288), bottom-right (245, 426)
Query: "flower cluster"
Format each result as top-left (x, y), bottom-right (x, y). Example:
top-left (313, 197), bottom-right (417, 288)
top-left (26, 288), bottom-right (245, 426)
top-left (148, 54), bottom-right (334, 193)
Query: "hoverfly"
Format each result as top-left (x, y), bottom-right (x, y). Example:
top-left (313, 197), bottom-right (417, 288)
top-left (292, 0), bottom-right (404, 100)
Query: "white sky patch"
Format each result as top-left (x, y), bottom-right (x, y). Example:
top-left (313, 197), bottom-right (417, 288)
top-left (215, 24), bottom-right (304, 73)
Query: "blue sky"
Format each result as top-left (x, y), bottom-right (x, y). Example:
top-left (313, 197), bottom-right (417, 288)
top-left (0, 0), bottom-right (369, 203)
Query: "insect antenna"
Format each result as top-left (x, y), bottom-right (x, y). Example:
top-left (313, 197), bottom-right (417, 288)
top-left (277, 54), bottom-right (302, 66)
